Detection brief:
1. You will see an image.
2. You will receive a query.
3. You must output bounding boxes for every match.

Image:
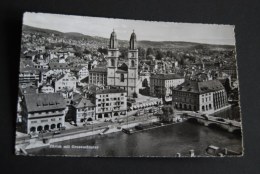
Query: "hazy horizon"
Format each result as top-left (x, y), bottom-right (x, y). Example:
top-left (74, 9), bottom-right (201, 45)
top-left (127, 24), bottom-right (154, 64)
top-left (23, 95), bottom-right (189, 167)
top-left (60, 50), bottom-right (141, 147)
top-left (23, 12), bottom-right (236, 46)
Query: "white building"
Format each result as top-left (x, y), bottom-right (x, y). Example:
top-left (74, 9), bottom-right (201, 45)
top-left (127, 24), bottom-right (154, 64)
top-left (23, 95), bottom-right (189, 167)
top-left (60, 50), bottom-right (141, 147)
top-left (94, 89), bottom-right (127, 121)
top-left (71, 65), bottom-right (89, 80)
top-left (21, 93), bottom-right (66, 133)
top-left (150, 73), bottom-right (185, 99)
top-left (39, 84), bottom-right (55, 93)
top-left (54, 73), bottom-right (77, 92)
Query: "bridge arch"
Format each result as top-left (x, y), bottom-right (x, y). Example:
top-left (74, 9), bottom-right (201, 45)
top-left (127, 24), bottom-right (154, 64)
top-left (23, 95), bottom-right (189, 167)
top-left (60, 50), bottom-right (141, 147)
top-left (232, 128), bottom-right (242, 136)
top-left (208, 122), bottom-right (223, 130)
top-left (187, 117), bottom-right (199, 123)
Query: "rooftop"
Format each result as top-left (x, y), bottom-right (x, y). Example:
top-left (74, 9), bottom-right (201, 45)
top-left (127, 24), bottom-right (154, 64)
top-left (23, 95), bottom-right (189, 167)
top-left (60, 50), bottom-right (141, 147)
top-left (173, 80), bottom-right (224, 94)
top-left (72, 97), bottom-right (95, 108)
top-left (151, 73), bottom-right (184, 80)
top-left (89, 67), bottom-right (107, 73)
top-left (95, 88), bottom-right (126, 94)
top-left (24, 93), bottom-right (66, 112)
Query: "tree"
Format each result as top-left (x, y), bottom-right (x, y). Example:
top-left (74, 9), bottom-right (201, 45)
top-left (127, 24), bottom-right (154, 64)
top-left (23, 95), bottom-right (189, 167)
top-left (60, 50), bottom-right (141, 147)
top-left (146, 47), bottom-right (154, 56)
top-left (159, 105), bottom-right (175, 123)
top-left (119, 47), bottom-right (128, 59)
top-left (83, 49), bottom-right (91, 54)
top-left (75, 51), bottom-right (83, 57)
top-left (138, 47), bottom-right (146, 58)
top-left (166, 50), bottom-right (173, 58)
top-left (155, 50), bottom-right (164, 60)
top-left (133, 92), bottom-right (138, 98)
top-left (97, 47), bottom-right (108, 55)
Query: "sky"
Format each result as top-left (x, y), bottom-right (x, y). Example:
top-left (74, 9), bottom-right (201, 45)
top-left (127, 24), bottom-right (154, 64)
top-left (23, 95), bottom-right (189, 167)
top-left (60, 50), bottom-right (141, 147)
top-left (23, 12), bottom-right (235, 45)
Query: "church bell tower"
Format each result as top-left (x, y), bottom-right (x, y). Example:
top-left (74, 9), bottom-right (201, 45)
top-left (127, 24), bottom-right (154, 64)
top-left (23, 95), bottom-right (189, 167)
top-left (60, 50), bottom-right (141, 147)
top-left (127, 30), bottom-right (139, 96)
top-left (107, 30), bottom-right (119, 87)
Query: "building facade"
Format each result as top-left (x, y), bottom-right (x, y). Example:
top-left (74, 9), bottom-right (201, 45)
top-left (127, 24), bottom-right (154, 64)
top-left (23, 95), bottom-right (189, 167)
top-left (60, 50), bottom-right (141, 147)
top-left (54, 73), bottom-right (77, 92)
top-left (150, 74), bottom-right (185, 98)
top-left (89, 67), bottom-right (107, 86)
top-left (71, 97), bottom-right (95, 123)
top-left (21, 93), bottom-right (66, 134)
top-left (107, 30), bottom-right (140, 97)
top-left (93, 89), bottom-right (127, 121)
top-left (172, 80), bottom-right (229, 114)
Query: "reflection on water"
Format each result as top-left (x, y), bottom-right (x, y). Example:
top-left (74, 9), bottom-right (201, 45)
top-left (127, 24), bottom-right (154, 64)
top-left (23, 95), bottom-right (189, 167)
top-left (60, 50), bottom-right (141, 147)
top-left (213, 105), bottom-right (241, 121)
top-left (28, 105), bottom-right (242, 157)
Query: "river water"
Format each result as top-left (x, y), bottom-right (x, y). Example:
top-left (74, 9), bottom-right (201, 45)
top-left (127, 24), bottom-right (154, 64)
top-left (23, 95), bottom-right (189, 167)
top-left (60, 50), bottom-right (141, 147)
top-left (28, 105), bottom-right (243, 157)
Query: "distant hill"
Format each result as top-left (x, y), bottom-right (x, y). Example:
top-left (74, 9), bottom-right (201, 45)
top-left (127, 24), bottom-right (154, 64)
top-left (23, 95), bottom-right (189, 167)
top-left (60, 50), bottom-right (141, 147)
top-left (22, 25), bottom-right (235, 50)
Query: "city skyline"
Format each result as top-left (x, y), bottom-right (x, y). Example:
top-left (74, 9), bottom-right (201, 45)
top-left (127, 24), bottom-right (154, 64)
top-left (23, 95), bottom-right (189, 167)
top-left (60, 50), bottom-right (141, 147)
top-left (24, 12), bottom-right (235, 45)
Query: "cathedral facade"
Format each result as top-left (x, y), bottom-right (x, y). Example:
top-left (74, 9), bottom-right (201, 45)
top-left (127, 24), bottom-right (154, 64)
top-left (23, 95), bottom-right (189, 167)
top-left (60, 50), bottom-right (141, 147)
top-left (107, 30), bottom-right (140, 97)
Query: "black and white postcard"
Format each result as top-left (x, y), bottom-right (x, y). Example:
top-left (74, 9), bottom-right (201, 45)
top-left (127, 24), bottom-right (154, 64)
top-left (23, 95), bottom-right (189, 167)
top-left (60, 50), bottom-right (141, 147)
top-left (15, 12), bottom-right (243, 157)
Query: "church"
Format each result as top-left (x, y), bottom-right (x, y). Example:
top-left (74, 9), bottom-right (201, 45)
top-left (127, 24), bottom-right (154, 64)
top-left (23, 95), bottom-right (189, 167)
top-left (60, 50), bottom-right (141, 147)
top-left (107, 30), bottom-right (141, 97)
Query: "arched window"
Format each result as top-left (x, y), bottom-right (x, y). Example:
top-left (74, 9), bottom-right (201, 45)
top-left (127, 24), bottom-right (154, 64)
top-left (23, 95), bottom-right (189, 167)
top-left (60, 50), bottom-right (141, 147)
top-left (111, 59), bottom-right (115, 66)
top-left (120, 74), bottom-right (124, 82)
top-left (131, 60), bottom-right (135, 67)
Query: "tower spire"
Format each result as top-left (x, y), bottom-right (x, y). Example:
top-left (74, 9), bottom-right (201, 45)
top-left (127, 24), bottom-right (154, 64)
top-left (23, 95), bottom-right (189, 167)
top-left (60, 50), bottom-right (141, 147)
top-left (129, 30), bottom-right (137, 50)
top-left (109, 29), bottom-right (118, 49)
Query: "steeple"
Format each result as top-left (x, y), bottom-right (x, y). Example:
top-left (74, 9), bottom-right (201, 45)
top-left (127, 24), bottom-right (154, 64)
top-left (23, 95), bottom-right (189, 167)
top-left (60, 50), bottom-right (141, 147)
top-left (129, 30), bottom-right (137, 50)
top-left (109, 29), bottom-right (118, 49)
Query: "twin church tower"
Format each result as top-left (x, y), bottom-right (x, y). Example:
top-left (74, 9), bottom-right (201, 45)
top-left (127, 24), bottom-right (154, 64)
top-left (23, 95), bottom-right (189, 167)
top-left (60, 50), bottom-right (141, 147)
top-left (107, 30), bottom-right (140, 97)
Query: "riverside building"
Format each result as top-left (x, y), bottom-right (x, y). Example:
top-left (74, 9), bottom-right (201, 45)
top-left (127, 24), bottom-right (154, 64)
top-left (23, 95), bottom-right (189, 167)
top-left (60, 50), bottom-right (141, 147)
top-left (172, 80), bottom-right (229, 114)
top-left (20, 93), bottom-right (66, 134)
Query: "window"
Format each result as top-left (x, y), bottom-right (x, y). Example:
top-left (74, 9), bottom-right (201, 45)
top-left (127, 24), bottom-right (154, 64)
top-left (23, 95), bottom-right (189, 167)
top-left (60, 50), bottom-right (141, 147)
top-left (31, 121), bottom-right (37, 123)
top-left (132, 53), bottom-right (135, 57)
top-left (120, 74), bottom-right (124, 82)
top-left (131, 60), bottom-right (135, 67)
top-left (111, 59), bottom-right (115, 66)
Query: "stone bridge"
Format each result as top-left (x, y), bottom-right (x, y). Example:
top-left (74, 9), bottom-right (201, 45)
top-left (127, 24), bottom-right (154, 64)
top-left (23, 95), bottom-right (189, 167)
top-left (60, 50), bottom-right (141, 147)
top-left (180, 112), bottom-right (242, 134)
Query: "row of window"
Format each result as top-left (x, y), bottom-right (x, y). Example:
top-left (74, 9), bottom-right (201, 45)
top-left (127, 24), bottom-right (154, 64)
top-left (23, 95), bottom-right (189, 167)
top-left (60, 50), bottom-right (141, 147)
top-left (31, 117), bottom-right (62, 124)
top-left (77, 108), bottom-right (95, 112)
top-left (30, 110), bottom-right (62, 115)
top-left (97, 102), bottom-right (124, 107)
top-left (202, 96), bottom-right (211, 103)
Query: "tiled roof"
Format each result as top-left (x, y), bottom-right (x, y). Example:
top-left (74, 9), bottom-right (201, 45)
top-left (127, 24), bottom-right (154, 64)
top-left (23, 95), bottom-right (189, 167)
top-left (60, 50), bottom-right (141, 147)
top-left (151, 73), bottom-right (184, 80)
top-left (72, 97), bottom-right (95, 108)
top-left (95, 88), bottom-right (126, 94)
top-left (173, 80), bottom-right (224, 94)
top-left (24, 93), bottom-right (66, 112)
top-left (89, 67), bottom-right (107, 73)
top-left (49, 62), bottom-right (70, 69)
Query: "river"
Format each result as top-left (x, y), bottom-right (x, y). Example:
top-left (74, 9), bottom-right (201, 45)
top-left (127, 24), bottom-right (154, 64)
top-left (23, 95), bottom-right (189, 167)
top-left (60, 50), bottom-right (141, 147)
top-left (28, 105), bottom-right (242, 157)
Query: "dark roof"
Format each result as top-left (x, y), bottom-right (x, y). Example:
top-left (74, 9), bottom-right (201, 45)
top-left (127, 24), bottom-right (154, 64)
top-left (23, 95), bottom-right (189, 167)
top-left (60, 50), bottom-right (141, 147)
top-left (19, 86), bottom-right (38, 95)
top-left (151, 73), bottom-right (184, 80)
top-left (24, 93), bottom-right (66, 112)
top-left (89, 67), bottom-right (107, 73)
top-left (72, 97), bottom-right (95, 108)
top-left (95, 88), bottom-right (126, 94)
top-left (49, 62), bottom-right (70, 69)
top-left (173, 80), bottom-right (224, 94)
